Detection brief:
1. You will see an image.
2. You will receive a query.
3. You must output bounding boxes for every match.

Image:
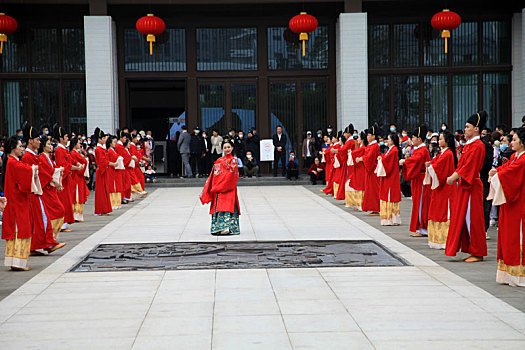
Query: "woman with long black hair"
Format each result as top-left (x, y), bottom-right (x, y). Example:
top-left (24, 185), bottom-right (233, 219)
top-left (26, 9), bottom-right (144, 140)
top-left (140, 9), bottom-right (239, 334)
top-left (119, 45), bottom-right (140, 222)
top-left (425, 130), bottom-right (458, 249)
top-left (2, 136), bottom-right (41, 271)
top-left (376, 133), bottom-right (402, 225)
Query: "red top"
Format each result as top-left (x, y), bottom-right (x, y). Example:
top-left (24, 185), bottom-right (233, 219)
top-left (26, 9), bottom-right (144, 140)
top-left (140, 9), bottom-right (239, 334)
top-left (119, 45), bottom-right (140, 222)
top-left (201, 153), bottom-right (240, 215)
top-left (38, 153), bottom-right (65, 220)
top-left (378, 146), bottom-right (401, 203)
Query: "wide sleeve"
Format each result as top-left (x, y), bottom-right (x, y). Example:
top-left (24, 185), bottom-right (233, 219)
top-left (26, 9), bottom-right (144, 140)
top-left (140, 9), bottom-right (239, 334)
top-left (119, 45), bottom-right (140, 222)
top-left (456, 143), bottom-right (485, 187)
top-left (402, 148), bottom-right (425, 180)
top-left (38, 154), bottom-right (54, 187)
top-left (55, 148), bottom-right (72, 178)
top-left (12, 160), bottom-right (36, 194)
top-left (95, 148), bottom-right (109, 174)
top-left (363, 144), bottom-right (379, 172)
top-left (495, 155), bottom-right (525, 204)
top-left (200, 173), bottom-right (214, 205)
top-left (427, 151), bottom-right (453, 189)
top-left (380, 148), bottom-right (398, 175)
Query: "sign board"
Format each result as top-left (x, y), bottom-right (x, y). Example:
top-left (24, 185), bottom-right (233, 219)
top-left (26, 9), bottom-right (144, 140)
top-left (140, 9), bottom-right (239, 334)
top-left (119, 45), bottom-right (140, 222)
top-left (260, 139), bottom-right (274, 161)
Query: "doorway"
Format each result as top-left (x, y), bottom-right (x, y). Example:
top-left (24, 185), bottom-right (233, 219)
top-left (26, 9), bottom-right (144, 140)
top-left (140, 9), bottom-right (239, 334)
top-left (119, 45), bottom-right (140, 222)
top-left (127, 80), bottom-right (186, 174)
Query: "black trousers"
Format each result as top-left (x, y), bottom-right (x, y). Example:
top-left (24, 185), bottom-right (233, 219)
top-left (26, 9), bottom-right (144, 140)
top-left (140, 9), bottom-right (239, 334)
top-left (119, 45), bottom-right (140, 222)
top-left (287, 169), bottom-right (299, 179)
top-left (309, 171), bottom-right (325, 184)
top-left (273, 150), bottom-right (286, 176)
top-left (483, 180), bottom-right (491, 232)
top-left (190, 153), bottom-right (200, 176)
top-left (304, 156), bottom-right (314, 169)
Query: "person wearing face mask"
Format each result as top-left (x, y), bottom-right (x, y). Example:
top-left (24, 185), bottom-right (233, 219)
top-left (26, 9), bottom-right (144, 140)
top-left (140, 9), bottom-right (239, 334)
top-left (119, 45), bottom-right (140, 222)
top-left (498, 134), bottom-right (514, 167)
top-left (243, 151), bottom-right (258, 178)
top-left (441, 123), bottom-right (448, 132)
top-left (302, 131), bottom-right (316, 170)
top-left (236, 131), bottom-right (246, 161)
top-left (429, 133), bottom-right (440, 159)
top-left (286, 151), bottom-right (299, 180)
top-left (326, 125), bottom-right (334, 138)
top-left (389, 124), bottom-right (397, 134)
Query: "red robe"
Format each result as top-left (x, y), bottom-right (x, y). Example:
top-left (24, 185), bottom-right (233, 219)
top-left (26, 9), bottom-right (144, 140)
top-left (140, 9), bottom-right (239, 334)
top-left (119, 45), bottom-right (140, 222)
top-left (1, 156), bottom-right (34, 240)
top-left (54, 144), bottom-right (75, 224)
top-left (70, 150), bottom-right (90, 204)
top-left (115, 142), bottom-right (131, 199)
top-left (107, 148), bottom-right (122, 195)
top-left (322, 145), bottom-right (335, 194)
top-left (496, 151), bottom-right (525, 266)
top-left (362, 142), bottom-right (380, 212)
top-left (21, 150), bottom-right (57, 250)
top-left (201, 153), bottom-right (240, 215)
top-left (349, 146), bottom-right (366, 191)
top-left (94, 145), bottom-right (112, 215)
top-left (335, 139), bottom-right (354, 200)
top-left (446, 138), bottom-right (487, 257)
top-left (39, 153), bottom-right (65, 220)
top-left (130, 143), bottom-right (145, 191)
top-left (402, 145), bottom-right (431, 233)
top-left (378, 146), bottom-right (401, 203)
top-left (428, 149), bottom-right (456, 223)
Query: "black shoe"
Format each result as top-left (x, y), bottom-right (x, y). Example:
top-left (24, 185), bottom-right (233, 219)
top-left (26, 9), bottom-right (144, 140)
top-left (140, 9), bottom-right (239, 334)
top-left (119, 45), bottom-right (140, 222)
top-left (312, 181), bottom-right (317, 185)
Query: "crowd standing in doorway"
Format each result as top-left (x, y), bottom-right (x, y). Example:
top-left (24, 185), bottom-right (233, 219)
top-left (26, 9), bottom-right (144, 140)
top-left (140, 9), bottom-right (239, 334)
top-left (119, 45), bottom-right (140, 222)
top-left (0, 123), bottom-right (152, 271)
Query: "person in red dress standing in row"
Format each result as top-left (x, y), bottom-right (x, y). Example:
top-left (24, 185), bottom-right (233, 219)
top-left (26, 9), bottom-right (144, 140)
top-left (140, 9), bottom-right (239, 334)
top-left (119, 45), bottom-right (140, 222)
top-left (115, 131), bottom-right (132, 204)
top-left (94, 128), bottom-right (116, 216)
top-left (69, 137), bottom-right (90, 221)
top-left (400, 125), bottom-right (431, 237)
top-left (321, 135), bottom-right (336, 195)
top-left (333, 124), bottom-right (356, 201)
top-left (345, 131), bottom-right (366, 210)
top-left (488, 127), bottom-right (525, 286)
top-left (446, 111), bottom-right (488, 263)
top-left (21, 123), bottom-right (65, 255)
top-left (107, 135), bottom-right (123, 210)
top-left (357, 125), bottom-right (380, 216)
top-left (376, 133), bottom-right (402, 226)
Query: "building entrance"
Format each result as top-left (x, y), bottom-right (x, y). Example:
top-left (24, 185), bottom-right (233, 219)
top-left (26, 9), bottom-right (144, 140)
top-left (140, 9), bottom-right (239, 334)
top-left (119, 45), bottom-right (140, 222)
top-left (127, 80), bottom-right (186, 174)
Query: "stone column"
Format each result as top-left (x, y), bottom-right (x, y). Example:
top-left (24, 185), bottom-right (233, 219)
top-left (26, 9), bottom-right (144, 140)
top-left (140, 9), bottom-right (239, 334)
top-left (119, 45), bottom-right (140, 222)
top-left (512, 10), bottom-right (525, 128)
top-left (336, 12), bottom-right (368, 133)
top-left (84, 16), bottom-right (119, 135)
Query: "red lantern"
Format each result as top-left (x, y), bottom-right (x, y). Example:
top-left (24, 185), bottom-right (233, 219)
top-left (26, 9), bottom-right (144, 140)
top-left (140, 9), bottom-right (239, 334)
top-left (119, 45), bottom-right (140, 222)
top-left (431, 9), bottom-right (461, 54)
top-left (289, 12), bottom-right (318, 57)
top-left (0, 13), bottom-right (18, 55)
top-left (136, 14), bottom-right (166, 55)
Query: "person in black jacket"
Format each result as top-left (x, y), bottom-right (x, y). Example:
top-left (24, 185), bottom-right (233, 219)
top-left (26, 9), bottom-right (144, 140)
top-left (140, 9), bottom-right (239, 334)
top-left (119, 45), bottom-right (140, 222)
top-left (190, 126), bottom-right (205, 177)
top-left (272, 125), bottom-right (287, 177)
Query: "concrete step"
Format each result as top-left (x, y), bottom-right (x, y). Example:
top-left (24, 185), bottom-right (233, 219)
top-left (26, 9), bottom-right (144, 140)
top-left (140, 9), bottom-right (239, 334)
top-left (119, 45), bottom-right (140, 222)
top-left (146, 176), bottom-right (312, 187)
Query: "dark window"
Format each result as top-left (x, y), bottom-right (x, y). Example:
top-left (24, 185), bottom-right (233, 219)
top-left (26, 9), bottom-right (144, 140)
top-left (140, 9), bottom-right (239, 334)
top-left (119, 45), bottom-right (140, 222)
top-left (199, 84), bottom-right (226, 134)
top-left (483, 73), bottom-right (510, 129)
top-left (2, 81), bottom-right (29, 135)
top-left (452, 22), bottom-right (478, 66)
top-left (32, 80), bottom-right (60, 128)
top-left (452, 74), bottom-right (478, 131)
top-left (31, 28), bottom-right (60, 72)
top-left (268, 26), bottom-right (328, 70)
top-left (368, 75), bottom-right (390, 127)
top-left (392, 24), bottom-right (418, 67)
top-left (1, 30), bottom-right (28, 73)
top-left (62, 28), bottom-right (85, 72)
top-left (303, 82), bottom-right (327, 134)
top-left (421, 24), bottom-right (446, 67)
top-left (63, 80), bottom-right (86, 135)
top-left (196, 28), bottom-right (257, 71)
top-left (124, 28), bottom-right (186, 72)
top-left (393, 75), bottom-right (419, 130)
top-left (423, 75), bottom-right (448, 130)
top-left (231, 84), bottom-right (256, 133)
top-left (368, 25), bottom-right (389, 68)
top-left (270, 82), bottom-right (296, 152)
top-left (483, 21), bottom-right (511, 65)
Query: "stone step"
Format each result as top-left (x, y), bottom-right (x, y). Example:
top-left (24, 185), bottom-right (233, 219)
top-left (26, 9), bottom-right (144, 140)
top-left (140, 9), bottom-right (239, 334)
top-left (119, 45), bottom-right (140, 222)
top-left (146, 176), bottom-right (312, 187)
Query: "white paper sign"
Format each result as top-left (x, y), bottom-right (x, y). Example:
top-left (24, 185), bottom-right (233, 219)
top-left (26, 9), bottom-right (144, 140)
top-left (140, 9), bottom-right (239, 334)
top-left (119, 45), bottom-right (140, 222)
top-left (260, 139), bottom-right (274, 161)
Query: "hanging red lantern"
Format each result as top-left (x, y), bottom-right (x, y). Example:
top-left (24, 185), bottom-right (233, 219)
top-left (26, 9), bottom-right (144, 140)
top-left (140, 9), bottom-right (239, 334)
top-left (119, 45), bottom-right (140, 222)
top-left (136, 14), bottom-right (166, 55)
top-left (0, 13), bottom-right (18, 55)
top-left (431, 9), bottom-right (461, 54)
top-left (289, 12), bottom-right (318, 57)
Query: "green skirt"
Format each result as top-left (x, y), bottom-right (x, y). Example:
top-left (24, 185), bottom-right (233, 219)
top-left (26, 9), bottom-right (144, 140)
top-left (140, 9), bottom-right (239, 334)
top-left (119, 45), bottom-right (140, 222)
top-left (211, 204), bottom-right (240, 235)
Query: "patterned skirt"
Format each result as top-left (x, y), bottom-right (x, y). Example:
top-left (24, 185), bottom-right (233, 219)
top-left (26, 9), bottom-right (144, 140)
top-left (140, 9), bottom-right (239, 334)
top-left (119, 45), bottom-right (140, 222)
top-left (211, 204), bottom-right (240, 235)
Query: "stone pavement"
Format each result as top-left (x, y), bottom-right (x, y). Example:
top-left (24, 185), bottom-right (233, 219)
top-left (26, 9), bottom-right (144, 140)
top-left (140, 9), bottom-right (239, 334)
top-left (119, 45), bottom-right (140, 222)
top-left (307, 185), bottom-right (525, 313)
top-left (0, 186), bottom-right (524, 349)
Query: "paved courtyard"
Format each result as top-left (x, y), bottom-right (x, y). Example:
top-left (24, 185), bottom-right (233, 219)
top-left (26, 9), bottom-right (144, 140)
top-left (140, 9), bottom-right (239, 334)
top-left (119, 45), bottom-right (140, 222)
top-left (0, 186), bottom-right (524, 349)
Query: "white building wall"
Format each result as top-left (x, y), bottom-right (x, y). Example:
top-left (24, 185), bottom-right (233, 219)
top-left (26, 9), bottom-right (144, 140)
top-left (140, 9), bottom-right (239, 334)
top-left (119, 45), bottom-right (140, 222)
top-left (84, 16), bottom-right (119, 135)
top-left (336, 13), bottom-right (368, 133)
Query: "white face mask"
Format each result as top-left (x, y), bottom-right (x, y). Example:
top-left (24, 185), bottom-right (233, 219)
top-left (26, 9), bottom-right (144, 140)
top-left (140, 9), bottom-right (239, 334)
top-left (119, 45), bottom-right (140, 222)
top-left (247, 155), bottom-right (252, 159)
top-left (442, 126), bottom-right (446, 131)
top-left (327, 128), bottom-right (332, 133)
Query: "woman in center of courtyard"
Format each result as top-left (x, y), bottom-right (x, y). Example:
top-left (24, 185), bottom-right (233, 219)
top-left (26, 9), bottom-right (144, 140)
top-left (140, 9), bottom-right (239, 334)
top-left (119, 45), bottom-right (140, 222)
top-left (200, 140), bottom-right (241, 235)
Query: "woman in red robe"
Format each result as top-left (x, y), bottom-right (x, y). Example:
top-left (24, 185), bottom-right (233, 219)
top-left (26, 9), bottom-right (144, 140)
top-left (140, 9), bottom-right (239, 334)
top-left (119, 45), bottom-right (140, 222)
top-left (425, 131), bottom-right (457, 249)
top-left (345, 132), bottom-right (366, 210)
top-left (333, 125), bottom-right (356, 201)
top-left (331, 133), bottom-right (344, 198)
top-left (115, 132), bottom-right (131, 204)
top-left (126, 139), bottom-right (143, 200)
top-left (376, 133), bottom-right (402, 226)
top-left (21, 124), bottom-right (63, 254)
top-left (53, 124), bottom-right (81, 231)
top-left (446, 112), bottom-right (488, 263)
top-left (130, 139), bottom-right (147, 196)
top-left (488, 127), bottom-right (525, 286)
top-left (200, 140), bottom-right (241, 235)
top-left (2, 136), bottom-right (40, 271)
top-left (94, 128), bottom-right (114, 216)
top-left (358, 126), bottom-right (380, 215)
top-left (400, 125), bottom-right (431, 237)
top-left (39, 137), bottom-right (66, 240)
top-left (321, 137), bottom-right (336, 195)
top-left (69, 137), bottom-right (90, 221)
top-left (106, 136), bottom-right (122, 210)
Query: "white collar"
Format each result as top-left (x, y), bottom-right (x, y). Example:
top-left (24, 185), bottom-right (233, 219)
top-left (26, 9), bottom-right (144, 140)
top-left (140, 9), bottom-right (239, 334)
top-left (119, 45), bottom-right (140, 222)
top-left (26, 148), bottom-right (37, 155)
top-left (413, 143), bottom-right (426, 150)
top-left (516, 150), bottom-right (525, 159)
top-left (9, 154), bottom-right (19, 161)
top-left (369, 140), bottom-right (377, 145)
top-left (131, 142), bottom-right (136, 146)
top-left (99, 144), bottom-right (106, 149)
top-left (117, 140), bottom-right (123, 145)
top-left (57, 143), bottom-right (67, 150)
top-left (440, 147), bottom-right (448, 154)
top-left (466, 136), bottom-right (480, 145)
